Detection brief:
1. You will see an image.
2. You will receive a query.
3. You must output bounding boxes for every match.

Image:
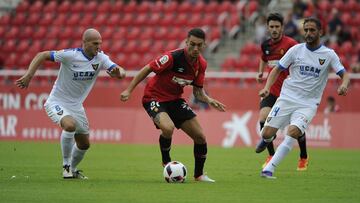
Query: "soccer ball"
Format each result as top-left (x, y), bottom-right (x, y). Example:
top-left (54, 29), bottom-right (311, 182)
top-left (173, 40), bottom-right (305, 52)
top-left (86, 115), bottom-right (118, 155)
top-left (163, 161), bottom-right (187, 183)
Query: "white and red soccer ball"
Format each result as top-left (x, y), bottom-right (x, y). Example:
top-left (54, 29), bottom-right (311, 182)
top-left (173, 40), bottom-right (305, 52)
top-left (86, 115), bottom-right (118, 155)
top-left (163, 161), bottom-right (187, 183)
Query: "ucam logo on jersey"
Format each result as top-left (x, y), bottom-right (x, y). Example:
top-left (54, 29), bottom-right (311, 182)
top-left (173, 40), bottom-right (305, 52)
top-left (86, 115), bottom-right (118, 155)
top-left (299, 65), bottom-right (321, 77)
top-left (73, 71), bottom-right (96, 80)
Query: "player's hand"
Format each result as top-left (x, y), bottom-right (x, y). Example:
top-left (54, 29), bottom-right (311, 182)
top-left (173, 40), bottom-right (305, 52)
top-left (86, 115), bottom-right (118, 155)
top-left (256, 72), bottom-right (263, 83)
top-left (209, 99), bottom-right (226, 112)
top-left (15, 74), bottom-right (32, 89)
top-left (259, 88), bottom-right (270, 98)
top-left (337, 84), bottom-right (348, 96)
top-left (107, 67), bottom-right (126, 79)
top-left (120, 89), bottom-right (131, 101)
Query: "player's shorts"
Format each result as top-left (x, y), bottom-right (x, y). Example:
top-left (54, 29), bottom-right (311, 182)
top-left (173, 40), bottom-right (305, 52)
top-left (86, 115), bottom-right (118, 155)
top-left (264, 98), bottom-right (317, 134)
top-left (143, 99), bottom-right (196, 129)
top-left (259, 93), bottom-right (278, 109)
top-left (44, 101), bottom-right (89, 134)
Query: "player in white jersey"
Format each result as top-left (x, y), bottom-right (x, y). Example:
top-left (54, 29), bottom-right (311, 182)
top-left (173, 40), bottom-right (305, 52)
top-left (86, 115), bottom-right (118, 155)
top-left (15, 28), bottom-right (126, 179)
top-left (255, 17), bottom-right (350, 178)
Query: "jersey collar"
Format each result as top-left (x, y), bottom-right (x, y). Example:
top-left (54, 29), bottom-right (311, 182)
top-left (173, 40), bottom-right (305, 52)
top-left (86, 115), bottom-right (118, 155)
top-left (306, 43), bottom-right (322, 52)
top-left (78, 48), bottom-right (93, 61)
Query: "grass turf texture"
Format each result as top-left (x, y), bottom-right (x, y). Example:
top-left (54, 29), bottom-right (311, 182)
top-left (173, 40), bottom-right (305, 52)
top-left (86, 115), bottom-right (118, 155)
top-left (0, 141), bottom-right (359, 203)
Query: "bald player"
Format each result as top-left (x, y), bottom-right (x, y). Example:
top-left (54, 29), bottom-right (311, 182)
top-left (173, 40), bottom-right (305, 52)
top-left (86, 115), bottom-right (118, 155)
top-left (16, 28), bottom-right (126, 179)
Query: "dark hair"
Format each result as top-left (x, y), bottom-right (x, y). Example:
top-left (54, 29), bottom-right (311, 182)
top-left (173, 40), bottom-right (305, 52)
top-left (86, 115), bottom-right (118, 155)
top-left (188, 28), bottom-right (206, 40)
top-left (267, 13), bottom-right (284, 25)
top-left (303, 17), bottom-right (322, 30)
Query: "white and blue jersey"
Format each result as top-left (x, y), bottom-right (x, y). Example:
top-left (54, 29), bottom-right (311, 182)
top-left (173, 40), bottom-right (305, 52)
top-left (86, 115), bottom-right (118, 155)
top-left (278, 43), bottom-right (345, 107)
top-left (46, 48), bottom-right (117, 107)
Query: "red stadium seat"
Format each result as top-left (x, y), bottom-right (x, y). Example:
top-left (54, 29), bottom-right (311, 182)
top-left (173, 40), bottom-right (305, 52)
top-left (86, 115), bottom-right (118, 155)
top-left (2, 39), bottom-right (16, 52)
top-left (79, 14), bottom-right (94, 26)
top-left (173, 13), bottom-right (188, 27)
top-left (147, 13), bottom-right (161, 26)
top-left (163, 1), bottom-right (178, 14)
top-left (57, 1), bottom-right (71, 14)
top-left (160, 13), bottom-right (175, 27)
top-left (221, 56), bottom-right (237, 71)
top-left (154, 27), bottom-right (167, 40)
top-left (57, 40), bottom-right (71, 50)
top-left (65, 14), bottom-right (81, 26)
top-left (18, 26), bottom-right (34, 39)
top-left (43, 1), bottom-right (57, 14)
top-left (107, 14), bottom-right (122, 27)
top-left (340, 41), bottom-right (354, 56)
top-left (4, 27), bottom-right (19, 40)
top-left (16, 53), bottom-right (32, 68)
top-left (109, 41), bottom-right (125, 54)
top-left (139, 27), bottom-right (155, 41)
top-left (39, 13), bottom-right (54, 26)
top-left (138, 40), bottom-right (152, 54)
top-left (318, 0), bottom-right (331, 12)
top-left (123, 1), bottom-right (137, 13)
top-left (192, 1), bottom-right (205, 13)
top-left (58, 27), bottom-right (74, 40)
top-left (29, 1), bottom-right (44, 13)
top-left (126, 28), bottom-right (141, 41)
top-left (93, 13), bottom-right (108, 27)
top-left (12, 13), bottom-right (26, 25)
top-left (16, 1), bottom-right (30, 13)
top-left (42, 39), bottom-right (58, 51)
top-left (205, 1), bottom-right (218, 14)
top-left (70, 1), bottom-right (84, 13)
top-left (32, 26), bottom-right (47, 40)
top-left (46, 26), bottom-right (60, 40)
top-left (31, 40), bottom-right (43, 53)
top-left (16, 40), bottom-right (30, 53)
top-left (50, 13), bottom-right (65, 26)
top-left (218, 1), bottom-right (234, 13)
top-left (123, 41), bottom-right (139, 54)
top-left (187, 14), bottom-right (202, 28)
top-left (178, 1), bottom-right (192, 14)
top-left (134, 14), bottom-right (148, 26)
top-left (0, 26), bottom-right (5, 39)
top-left (152, 1), bottom-right (164, 13)
top-left (111, 1), bottom-right (124, 13)
top-left (26, 13), bottom-right (41, 26)
top-left (83, 1), bottom-right (98, 13)
top-left (137, 1), bottom-right (151, 13)
top-left (333, 0), bottom-right (345, 12)
top-left (0, 14), bottom-right (10, 27)
top-left (97, 1), bottom-right (111, 13)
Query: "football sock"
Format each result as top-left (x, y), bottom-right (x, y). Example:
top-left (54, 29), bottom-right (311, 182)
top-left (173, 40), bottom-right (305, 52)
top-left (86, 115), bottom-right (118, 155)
top-left (159, 135), bottom-right (172, 165)
top-left (263, 136), bottom-right (296, 173)
top-left (60, 130), bottom-right (75, 166)
top-left (70, 144), bottom-right (87, 172)
top-left (298, 133), bottom-right (308, 159)
top-left (260, 121), bottom-right (276, 156)
top-left (194, 143), bottom-right (207, 178)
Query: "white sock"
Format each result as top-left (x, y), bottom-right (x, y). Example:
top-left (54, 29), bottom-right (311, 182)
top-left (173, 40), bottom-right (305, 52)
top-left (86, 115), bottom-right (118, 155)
top-left (61, 131), bottom-right (75, 166)
top-left (70, 144), bottom-right (87, 172)
top-left (263, 135), bottom-right (296, 173)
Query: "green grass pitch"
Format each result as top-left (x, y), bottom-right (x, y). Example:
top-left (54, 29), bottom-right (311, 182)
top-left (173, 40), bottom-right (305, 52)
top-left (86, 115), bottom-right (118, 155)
top-left (0, 141), bottom-right (359, 203)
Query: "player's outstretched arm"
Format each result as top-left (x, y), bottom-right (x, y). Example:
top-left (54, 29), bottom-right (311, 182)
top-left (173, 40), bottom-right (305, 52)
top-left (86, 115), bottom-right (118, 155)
top-left (337, 71), bottom-right (350, 96)
top-left (259, 66), bottom-right (282, 98)
top-left (106, 66), bottom-right (126, 79)
top-left (193, 86), bottom-right (226, 112)
top-left (15, 51), bottom-right (52, 89)
top-left (120, 65), bottom-right (152, 101)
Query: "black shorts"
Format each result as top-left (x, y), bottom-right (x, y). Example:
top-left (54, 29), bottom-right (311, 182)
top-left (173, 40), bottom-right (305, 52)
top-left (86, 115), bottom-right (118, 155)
top-left (143, 99), bottom-right (196, 129)
top-left (259, 93), bottom-right (278, 109)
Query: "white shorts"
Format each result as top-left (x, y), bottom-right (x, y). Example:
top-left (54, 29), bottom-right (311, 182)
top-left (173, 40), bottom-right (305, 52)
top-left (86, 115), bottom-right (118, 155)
top-left (264, 98), bottom-right (317, 134)
top-left (44, 101), bottom-right (89, 134)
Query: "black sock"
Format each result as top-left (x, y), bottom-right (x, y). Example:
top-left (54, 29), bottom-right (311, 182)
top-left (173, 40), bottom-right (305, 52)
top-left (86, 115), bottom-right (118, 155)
top-left (194, 143), bottom-right (207, 178)
top-left (260, 121), bottom-right (275, 156)
top-left (298, 133), bottom-right (307, 159)
top-left (159, 135), bottom-right (172, 165)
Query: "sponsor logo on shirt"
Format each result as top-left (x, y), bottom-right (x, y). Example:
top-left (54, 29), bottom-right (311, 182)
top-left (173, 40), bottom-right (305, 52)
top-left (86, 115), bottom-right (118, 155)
top-left (73, 71), bottom-right (96, 80)
top-left (159, 55), bottom-right (169, 65)
top-left (171, 76), bottom-right (193, 86)
top-left (299, 65), bottom-right (321, 78)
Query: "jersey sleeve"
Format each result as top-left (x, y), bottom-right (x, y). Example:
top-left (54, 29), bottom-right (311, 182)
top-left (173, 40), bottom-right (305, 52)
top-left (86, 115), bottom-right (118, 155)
top-left (192, 60), bottom-right (206, 88)
top-left (99, 52), bottom-right (117, 70)
top-left (50, 49), bottom-right (75, 64)
top-left (330, 50), bottom-right (346, 75)
top-left (278, 45), bottom-right (296, 70)
top-left (148, 53), bottom-right (173, 74)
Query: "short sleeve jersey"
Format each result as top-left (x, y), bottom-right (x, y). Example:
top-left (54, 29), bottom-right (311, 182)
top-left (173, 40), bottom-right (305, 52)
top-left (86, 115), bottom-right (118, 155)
top-left (278, 43), bottom-right (345, 107)
top-left (47, 48), bottom-right (117, 107)
top-left (143, 48), bottom-right (207, 103)
top-left (261, 35), bottom-right (298, 96)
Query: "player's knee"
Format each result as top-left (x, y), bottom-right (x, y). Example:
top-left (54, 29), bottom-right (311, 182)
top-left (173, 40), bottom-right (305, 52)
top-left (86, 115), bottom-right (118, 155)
top-left (77, 142), bottom-right (90, 150)
top-left (288, 126), bottom-right (302, 139)
top-left (61, 118), bottom-right (77, 132)
top-left (261, 127), bottom-right (275, 139)
top-left (161, 125), bottom-right (175, 137)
